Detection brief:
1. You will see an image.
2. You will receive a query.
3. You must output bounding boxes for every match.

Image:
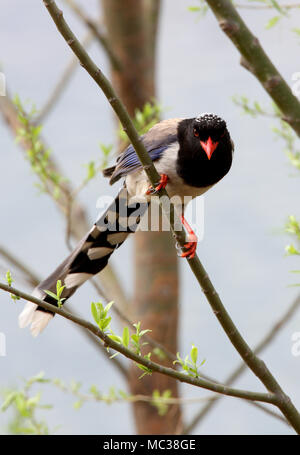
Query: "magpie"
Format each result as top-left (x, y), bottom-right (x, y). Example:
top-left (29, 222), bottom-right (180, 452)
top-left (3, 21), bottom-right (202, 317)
top-left (19, 113), bottom-right (234, 336)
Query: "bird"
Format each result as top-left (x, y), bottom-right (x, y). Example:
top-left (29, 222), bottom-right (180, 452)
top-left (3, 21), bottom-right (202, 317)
top-left (18, 113), bottom-right (234, 336)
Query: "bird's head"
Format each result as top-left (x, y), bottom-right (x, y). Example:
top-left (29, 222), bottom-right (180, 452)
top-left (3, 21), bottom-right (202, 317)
top-left (192, 113), bottom-right (228, 160)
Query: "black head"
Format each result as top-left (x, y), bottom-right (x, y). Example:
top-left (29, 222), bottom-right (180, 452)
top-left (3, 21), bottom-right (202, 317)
top-left (176, 113), bottom-right (233, 188)
top-left (193, 113), bottom-right (228, 160)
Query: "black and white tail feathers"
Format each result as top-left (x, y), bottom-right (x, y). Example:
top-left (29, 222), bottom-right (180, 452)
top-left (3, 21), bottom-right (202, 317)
top-left (19, 187), bottom-right (148, 336)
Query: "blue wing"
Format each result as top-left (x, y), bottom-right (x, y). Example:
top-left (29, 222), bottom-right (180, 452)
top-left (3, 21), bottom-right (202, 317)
top-left (108, 118), bottom-right (182, 184)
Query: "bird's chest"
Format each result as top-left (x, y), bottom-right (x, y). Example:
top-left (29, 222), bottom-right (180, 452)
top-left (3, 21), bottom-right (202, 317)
top-left (125, 143), bottom-right (211, 206)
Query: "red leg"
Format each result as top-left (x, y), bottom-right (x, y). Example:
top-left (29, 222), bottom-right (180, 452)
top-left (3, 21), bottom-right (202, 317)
top-left (180, 215), bottom-right (198, 259)
top-left (146, 174), bottom-right (169, 195)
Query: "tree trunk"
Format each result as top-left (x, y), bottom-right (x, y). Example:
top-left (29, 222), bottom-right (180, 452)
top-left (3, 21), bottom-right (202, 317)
top-left (101, 0), bottom-right (182, 434)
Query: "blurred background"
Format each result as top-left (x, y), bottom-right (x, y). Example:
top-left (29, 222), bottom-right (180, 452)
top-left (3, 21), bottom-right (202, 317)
top-left (0, 0), bottom-right (300, 435)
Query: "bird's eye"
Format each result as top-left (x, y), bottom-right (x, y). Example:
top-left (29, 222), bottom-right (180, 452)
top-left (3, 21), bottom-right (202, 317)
top-left (194, 129), bottom-right (199, 137)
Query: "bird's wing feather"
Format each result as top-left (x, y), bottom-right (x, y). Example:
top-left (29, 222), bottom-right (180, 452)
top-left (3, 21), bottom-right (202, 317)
top-left (109, 118), bottom-right (183, 184)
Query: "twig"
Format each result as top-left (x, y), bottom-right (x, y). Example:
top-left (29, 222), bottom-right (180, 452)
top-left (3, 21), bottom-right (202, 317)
top-left (52, 379), bottom-right (223, 405)
top-left (0, 246), bottom-right (40, 287)
top-left (0, 282), bottom-right (278, 404)
top-left (235, 2), bottom-right (300, 10)
top-left (0, 248), bottom-right (128, 378)
top-left (41, 0), bottom-right (300, 433)
top-left (205, 0), bottom-right (300, 136)
top-left (64, 0), bottom-right (121, 70)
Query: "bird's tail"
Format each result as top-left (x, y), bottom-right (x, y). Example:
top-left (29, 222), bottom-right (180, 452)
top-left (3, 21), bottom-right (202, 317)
top-left (19, 187), bottom-right (148, 336)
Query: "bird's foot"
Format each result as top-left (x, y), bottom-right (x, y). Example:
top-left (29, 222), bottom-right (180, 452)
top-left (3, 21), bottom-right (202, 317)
top-left (146, 174), bottom-right (169, 195)
top-left (180, 215), bottom-right (198, 259)
top-left (181, 237), bottom-right (197, 259)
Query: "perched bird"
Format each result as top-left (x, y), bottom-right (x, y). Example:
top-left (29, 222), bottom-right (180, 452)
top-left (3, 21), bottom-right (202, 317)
top-left (19, 113), bottom-right (234, 336)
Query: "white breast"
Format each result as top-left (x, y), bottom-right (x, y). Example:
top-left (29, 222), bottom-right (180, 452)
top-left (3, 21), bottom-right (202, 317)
top-left (125, 143), bottom-right (212, 208)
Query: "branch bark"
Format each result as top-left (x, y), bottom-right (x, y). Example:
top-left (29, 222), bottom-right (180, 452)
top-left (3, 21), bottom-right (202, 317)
top-left (0, 282), bottom-right (278, 404)
top-left (64, 0), bottom-right (121, 71)
top-left (40, 0), bottom-right (300, 433)
top-left (205, 0), bottom-right (300, 136)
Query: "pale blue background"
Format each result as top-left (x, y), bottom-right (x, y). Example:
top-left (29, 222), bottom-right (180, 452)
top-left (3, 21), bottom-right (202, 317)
top-left (0, 0), bottom-right (300, 435)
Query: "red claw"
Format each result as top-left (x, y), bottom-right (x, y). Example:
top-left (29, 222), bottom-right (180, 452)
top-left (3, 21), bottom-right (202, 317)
top-left (180, 215), bottom-right (198, 259)
top-left (146, 174), bottom-right (169, 195)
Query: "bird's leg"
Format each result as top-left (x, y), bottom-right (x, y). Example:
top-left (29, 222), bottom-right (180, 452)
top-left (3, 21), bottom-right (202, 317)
top-left (180, 215), bottom-right (198, 259)
top-left (146, 173), bottom-right (169, 195)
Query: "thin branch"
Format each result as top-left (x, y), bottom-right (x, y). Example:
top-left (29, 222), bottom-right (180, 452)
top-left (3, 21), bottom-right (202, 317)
top-left (248, 402), bottom-right (289, 427)
top-left (0, 246), bottom-right (40, 288)
top-left (41, 0), bottom-right (300, 433)
top-left (64, 0), bottom-right (121, 70)
top-left (0, 248), bottom-right (128, 379)
top-left (183, 293), bottom-right (300, 433)
top-left (235, 2), bottom-right (300, 10)
top-left (0, 282), bottom-right (277, 404)
top-left (205, 0), bottom-right (300, 136)
top-left (52, 380), bottom-right (223, 406)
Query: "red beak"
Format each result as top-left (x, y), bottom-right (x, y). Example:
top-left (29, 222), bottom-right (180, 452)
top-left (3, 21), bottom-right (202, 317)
top-left (200, 136), bottom-right (218, 160)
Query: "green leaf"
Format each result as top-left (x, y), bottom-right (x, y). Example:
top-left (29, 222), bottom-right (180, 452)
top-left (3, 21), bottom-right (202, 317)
top-left (26, 393), bottom-right (41, 408)
top-left (1, 392), bottom-right (18, 411)
top-left (44, 290), bottom-right (59, 301)
top-left (108, 334), bottom-right (122, 343)
top-left (73, 400), bottom-right (83, 410)
top-left (190, 345), bottom-right (198, 365)
top-left (269, 0), bottom-right (284, 14)
top-left (91, 302), bottom-right (101, 324)
top-left (265, 16), bottom-right (281, 30)
top-left (104, 301), bottom-right (114, 314)
top-left (6, 270), bottom-right (13, 286)
top-left (122, 326), bottom-right (129, 347)
top-left (285, 244), bottom-right (300, 256)
top-left (100, 316), bottom-right (111, 331)
top-left (188, 6), bottom-right (201, 12)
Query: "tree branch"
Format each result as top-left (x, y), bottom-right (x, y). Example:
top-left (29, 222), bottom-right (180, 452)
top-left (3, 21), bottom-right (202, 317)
top-left (0, 246), bottom-right (40, 288)
top-left (0, 247), bottom-right (128, 379)
top-left (235, 2), bottom-right (300, 10)
top-left (205, 0), bottom-right (300, 136)
top-left (64, 0), bottom-right (122, 71)
top-left (0, 282), bottom-right (278, 404)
